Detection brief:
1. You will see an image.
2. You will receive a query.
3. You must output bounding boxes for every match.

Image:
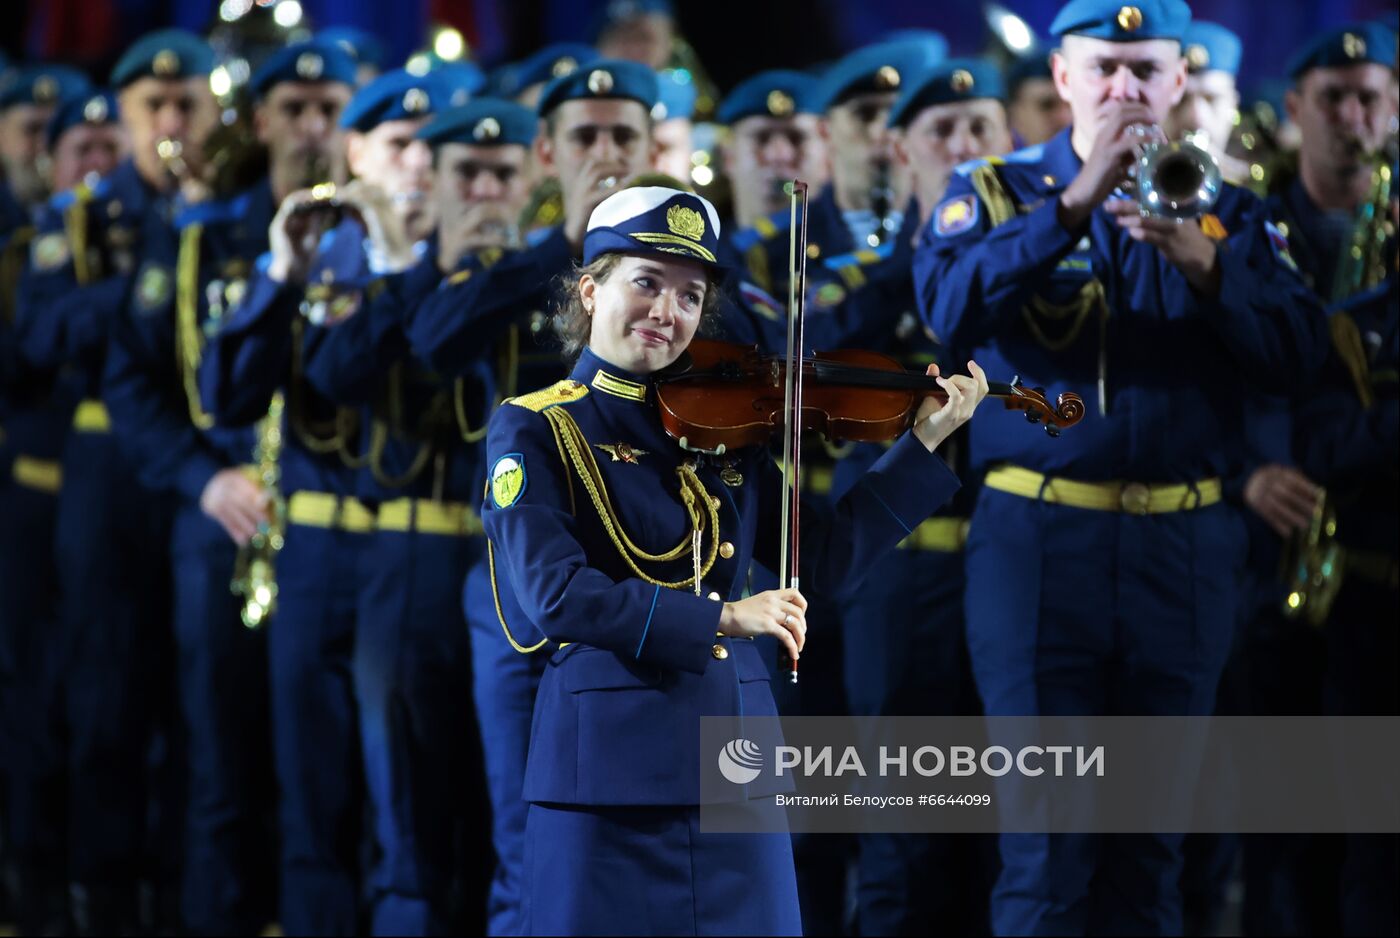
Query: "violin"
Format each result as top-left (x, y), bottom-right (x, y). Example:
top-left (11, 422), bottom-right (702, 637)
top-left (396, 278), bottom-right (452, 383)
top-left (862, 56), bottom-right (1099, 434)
top-left (655, 339), bottom-right (1086, 455)
top-left (686, 178), bottom-right (1082, 685)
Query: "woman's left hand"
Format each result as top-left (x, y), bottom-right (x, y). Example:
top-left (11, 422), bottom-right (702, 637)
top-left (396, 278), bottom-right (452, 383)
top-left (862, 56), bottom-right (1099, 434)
top-left (912, 360), bottom-right (989, 453)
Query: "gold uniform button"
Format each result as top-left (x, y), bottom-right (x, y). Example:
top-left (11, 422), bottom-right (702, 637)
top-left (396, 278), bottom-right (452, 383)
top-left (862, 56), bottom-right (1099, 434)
top-left (1119, 482), bottom-right (1151, 515)
top-left (719, 541), bottom-right (735, 559)
top-left (710, 496), bottom-right (722, 510)
top-left (707, 591), bottom-right (722, 602)
top-left (712, 643), bottom-right (729, 660)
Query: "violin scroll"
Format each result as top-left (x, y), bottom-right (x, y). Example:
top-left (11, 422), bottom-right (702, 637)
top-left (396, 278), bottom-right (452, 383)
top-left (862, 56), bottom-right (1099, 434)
top-left (1002, 379), bottom-right (1086, 437)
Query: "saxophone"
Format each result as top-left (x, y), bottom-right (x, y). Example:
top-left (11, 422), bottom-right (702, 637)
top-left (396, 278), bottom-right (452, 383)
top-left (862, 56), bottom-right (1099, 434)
top-left (1282, 489), bottom-right (1343, 628)
top-left (1331, 152), bottom-right (1396, 304)
top-left (232, 391), bottom-right (287, 629)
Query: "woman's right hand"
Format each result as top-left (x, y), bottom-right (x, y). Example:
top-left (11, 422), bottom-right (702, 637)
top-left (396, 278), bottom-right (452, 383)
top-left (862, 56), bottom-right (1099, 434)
top-left (718, 588), bottom-right (808, 663)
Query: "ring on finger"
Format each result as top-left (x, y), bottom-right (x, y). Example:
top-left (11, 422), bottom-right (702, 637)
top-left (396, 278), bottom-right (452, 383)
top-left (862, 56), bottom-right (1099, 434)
top-left (784, 614), bottom-right (793, 625)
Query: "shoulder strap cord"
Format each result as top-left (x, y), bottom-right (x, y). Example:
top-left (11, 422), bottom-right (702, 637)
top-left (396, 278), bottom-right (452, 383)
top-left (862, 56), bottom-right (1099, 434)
top-left (176, 223), bottom-right (215, 430)
top-left (970, 162), bottom-right (1110, 414)
top-left (1328, 311), bottom-right (1375, 409)
top-left (488, 403), bottom-right (722, 654)
top-left (288, 317), bottom-right (368, 468)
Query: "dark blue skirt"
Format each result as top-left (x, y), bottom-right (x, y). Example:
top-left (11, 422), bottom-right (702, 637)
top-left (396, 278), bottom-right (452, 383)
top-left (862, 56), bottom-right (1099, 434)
top-left (523, 802), bottom-right (802, 935)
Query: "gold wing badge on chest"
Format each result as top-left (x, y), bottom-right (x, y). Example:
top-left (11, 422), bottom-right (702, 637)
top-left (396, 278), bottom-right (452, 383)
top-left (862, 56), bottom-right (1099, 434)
top-left (595, 442), bottom-right (648, 464)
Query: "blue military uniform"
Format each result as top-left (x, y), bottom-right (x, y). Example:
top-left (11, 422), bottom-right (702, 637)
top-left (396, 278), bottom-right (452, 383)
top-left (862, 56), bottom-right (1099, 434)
top-left (482, 185), bottom-right (963, 935)
top-left (824, 58), bottom-right (1012, 938)
top-left (1226, 24), bottom-right (1399, 936)
top-left (10, 67), bottom-right (178, 930)
top-left (277, 97), bottom-right (539, 935)
top-left (194, 44), bottom-right (382, 938)
top-left (914, 1), bottom-right (1330, 932)
top-left (0, 64), bottom-right (90, 935)
top-left (102, 48), bottom-right (278, 920)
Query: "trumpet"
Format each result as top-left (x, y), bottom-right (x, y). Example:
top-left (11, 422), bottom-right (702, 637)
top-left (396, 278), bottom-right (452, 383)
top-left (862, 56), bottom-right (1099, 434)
top-left (1124, 124), bottom-right (1223, 219)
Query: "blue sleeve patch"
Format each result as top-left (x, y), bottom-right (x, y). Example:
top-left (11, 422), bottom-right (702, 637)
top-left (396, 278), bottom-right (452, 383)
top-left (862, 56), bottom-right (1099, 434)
top-left (490, 452), bottom-right (527, 508)
top-left (934, 194), bottom-right (979, 237)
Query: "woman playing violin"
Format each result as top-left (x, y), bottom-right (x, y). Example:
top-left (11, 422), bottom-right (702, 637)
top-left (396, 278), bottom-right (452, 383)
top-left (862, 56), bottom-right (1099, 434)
top-left (480, 185), bottom-right (988, 935)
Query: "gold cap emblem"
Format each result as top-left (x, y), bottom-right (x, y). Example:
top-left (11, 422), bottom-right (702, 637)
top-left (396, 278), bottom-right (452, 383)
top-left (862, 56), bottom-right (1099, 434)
top-left (1185, 44), bottom-right (1210, 70)
top-left (83, 95), bottom-right (109, 123)
top-left (766, 89), bottom-right (794, 116)
top-left (552, 56), bottom-right (579, 78)
top-left (402, 87), bottom-right (429, 113)
top-left (1116, 6), bottom-right (1143, 31)
top-left (875, 65), bottom-right (901, 90)
top-left (950, 69), bottom-right (975, 93)
top-left (1342, 32), bottom-right (1366, 59)
top-left (587, 69), bottom-right (614, 95)
top-left (473, 117), bottom-right (501, 141)
top-left (33, 75), bottom-right (59, 103)
top-left (666, 204), bottom-right (706, 241)
top-left (296, 52), bottom-right (324, 80)
top-left (152, 49), bottom-right (180, 77)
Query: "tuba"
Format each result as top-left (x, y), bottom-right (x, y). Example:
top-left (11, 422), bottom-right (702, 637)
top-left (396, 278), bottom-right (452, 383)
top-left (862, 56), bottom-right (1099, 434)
top-left (1125, 125), bottom-right (1223, 219)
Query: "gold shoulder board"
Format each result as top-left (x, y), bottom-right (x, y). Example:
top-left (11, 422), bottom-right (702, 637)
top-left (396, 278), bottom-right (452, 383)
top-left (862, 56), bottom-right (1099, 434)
top-left (506, 379), bottom-right (589, 412)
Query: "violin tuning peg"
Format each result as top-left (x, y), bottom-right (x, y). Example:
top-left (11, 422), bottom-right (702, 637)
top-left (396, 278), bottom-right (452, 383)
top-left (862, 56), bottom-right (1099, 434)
top-left (1024, 410), bottom-right (1042, 424)
top-left (1044, 424), bottom-right (1061, 438)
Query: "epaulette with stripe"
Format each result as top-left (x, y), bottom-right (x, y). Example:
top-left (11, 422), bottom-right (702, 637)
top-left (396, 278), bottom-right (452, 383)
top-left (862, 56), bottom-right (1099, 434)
top-left (48, 177), bottom-right (108, 211)
top-left (175, 193), bottom-right (249, 231)
top-left (822, 241), bottom-right (895, 273)
top-left (728, 207), bottom-right (792, 253)
top-left (506, 378), bottom-right (589, 412)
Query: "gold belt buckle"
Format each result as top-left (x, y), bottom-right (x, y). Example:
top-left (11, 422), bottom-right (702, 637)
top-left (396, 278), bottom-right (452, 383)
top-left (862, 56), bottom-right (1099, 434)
top-left (1119, 482), bottom-right (1151, 515)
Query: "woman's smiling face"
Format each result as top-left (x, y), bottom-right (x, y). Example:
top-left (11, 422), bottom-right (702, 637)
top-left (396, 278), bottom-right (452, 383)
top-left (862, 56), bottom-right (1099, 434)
top-left (581, 253), bottom-right (709, 374)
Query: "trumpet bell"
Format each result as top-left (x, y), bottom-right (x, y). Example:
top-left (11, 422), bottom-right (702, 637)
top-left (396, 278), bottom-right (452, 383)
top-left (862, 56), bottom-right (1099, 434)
top-left (1136, 140), bottom-right (1222, 219)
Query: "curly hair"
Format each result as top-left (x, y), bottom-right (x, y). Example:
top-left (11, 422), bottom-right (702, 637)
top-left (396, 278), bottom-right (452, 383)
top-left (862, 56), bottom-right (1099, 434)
top-left (550, 252), bottom-right (726, 363)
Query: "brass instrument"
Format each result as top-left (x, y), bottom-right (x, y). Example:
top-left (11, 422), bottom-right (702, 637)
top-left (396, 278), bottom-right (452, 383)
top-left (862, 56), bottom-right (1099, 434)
top-left (156, 137), bottom-right (191, 181)
top-left (1282, 490), bottom-right (1343, 628)
top-left (1125, 124), bottom-right (1223, 219)
top-left (1332, 156), bottom-right (1395, 304)
top-left (232, 391), bottom-right (287, 629)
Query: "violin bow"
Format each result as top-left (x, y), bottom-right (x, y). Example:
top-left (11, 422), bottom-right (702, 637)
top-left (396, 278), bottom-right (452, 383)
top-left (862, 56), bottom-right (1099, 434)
top-left (778, 180), bottom-right (810, 684)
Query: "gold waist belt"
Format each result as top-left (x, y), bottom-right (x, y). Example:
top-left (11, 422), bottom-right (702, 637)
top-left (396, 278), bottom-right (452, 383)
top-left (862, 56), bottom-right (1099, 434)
top-left (73, 399), bottom-right (110, 433)
top-left (898, 517), bottom-right (969, 552)
top-left (12, 455), bottom-right (62, 494)
top-left (286, 491), bottom-right (375, 533)
top-left (984, 465), bottom-right (1221, 515)
top-left (377, 497), bottom-right (483, 537)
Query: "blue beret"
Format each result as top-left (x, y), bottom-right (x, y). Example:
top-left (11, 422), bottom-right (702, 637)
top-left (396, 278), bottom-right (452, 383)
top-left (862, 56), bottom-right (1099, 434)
top-left (250, 40), bottom-right (357, 100)
top-left (653, 68), bottom-right (696, 122)
top-left (498, 44), bottom-right (600, 99)
top-left (583, 185), bottom-right (720, 267)
top-left (430, 61), bottom-right (487, 105)
top-left (417, 97), bottom-right (537, 148)
top-left (536, 59), bottom-right (659, 118)
top-left (1287, 23), bottom-right (1398, 80)
top-left (1006, 52), bottom-right (1054, 95)
top-left (109, 30), bottom-right (213, 89)
top-left (340, 69), bottom-right (455, 132)
top-left (45, 89), bottom-right (119, 149)
top-left (718, 70), bottom-right (821, 124)
top-left (1182, 22), bottom-right (1242, 76)
top-left (888, 59), bottom-right (1007, 129)
top-left (0, 65), bottom-right (90, 111)
top-left (1050, 0), bottom-right (1192, 42)
top-left (317, 26), bottom-right (389, 71)
top-left (589, 0), bottom-right (675, 41)
top-left (813, 37), bottom-right (948, 112)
